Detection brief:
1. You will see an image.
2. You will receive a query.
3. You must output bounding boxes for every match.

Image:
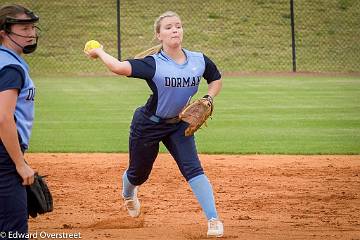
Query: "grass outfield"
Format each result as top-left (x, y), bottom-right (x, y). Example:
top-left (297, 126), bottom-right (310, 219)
top-left (29, 75), bottom-right (360, 154)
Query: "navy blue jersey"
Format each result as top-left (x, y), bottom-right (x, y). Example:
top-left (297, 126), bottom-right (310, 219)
top-left (0, 45), bottom-right (35, 151)
top-left (128, 49), bottom-right (221, 118)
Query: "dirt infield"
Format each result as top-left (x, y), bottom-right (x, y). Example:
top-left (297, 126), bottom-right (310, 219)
top-left (27, 154), bottom-right (360, 240)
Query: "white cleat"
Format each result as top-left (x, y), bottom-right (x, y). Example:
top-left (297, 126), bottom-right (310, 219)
top-left (207, 218), bottom-right (224, 237)
top-left (123, 187), bottom-right (140, 218)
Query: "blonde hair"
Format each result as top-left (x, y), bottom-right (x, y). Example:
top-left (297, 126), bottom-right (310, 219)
top-left (134, 11), bottom-right (181, 59)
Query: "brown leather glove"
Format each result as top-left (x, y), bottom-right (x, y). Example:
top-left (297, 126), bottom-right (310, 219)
top-left (179, 95), bottom-right (213, 136)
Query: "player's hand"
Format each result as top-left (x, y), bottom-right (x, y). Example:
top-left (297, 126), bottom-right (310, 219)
top-left (16, 161), bottom-right (35, 185)
top-left (84, 47), bottom-right (103, 59)
top-left (202, 94), bottom-right (214, 107)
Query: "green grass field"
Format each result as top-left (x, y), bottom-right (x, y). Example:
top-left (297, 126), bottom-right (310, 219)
top-left (29, 75), bottom-right (360, 154)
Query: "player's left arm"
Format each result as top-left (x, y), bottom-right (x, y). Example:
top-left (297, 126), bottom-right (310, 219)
top-left (206, 79), bottom-right (222, 99)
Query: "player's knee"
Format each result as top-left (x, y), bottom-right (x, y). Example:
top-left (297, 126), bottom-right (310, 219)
top-left (127, 169), bottom-right (151, 186)
top-left (128, 176), bottom-right (149, 186)
top-left (184, 167), bottom-right (204, 181)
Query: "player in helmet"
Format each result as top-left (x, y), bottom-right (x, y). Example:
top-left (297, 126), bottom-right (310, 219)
top-left (85, 11), bottom-right (224, 237)
top-left (0, 4), bottom-right (40, 237)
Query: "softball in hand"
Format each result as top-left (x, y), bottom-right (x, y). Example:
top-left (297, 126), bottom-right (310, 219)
top-left (84, 40), bottom-right (101, 54)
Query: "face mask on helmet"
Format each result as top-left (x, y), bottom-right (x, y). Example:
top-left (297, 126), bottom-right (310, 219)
top-left (1, 10), bottom-right (40, 54)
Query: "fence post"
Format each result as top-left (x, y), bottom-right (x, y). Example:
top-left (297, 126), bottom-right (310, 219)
top-left (117, 0), bottom-right (121, 60)
top-left (290, 0), bottom-right (297, 72)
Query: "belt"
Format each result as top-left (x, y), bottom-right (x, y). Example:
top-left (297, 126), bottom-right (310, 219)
top-left (149, 115), bottom-right (181, 124)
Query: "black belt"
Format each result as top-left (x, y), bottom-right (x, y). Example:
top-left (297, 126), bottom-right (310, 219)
top-left (148, 115), bottom-right (180, 124)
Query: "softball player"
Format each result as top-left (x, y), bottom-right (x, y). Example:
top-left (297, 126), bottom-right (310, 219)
top-left (0, 4), bottom-right (40, 238)
top-left (86, 11), bottom-right (224, 237)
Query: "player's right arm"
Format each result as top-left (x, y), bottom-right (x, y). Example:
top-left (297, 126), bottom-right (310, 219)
top-left (0, 90), bottom-right (35, 185)
top-left (87, 48), bottom-right (132, 76)
top-left (0, 67), bottom-right (34, 185)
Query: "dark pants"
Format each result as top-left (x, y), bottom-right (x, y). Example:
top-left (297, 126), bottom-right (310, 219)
top-left (0, 150), bottom-right (28, 240)
top-left (126, 107), bottom-right (204, 185)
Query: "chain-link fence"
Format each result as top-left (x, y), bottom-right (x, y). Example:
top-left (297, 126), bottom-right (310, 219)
top-left (2, 0), bottom-right (359, 75)
top-left (1, 0), bottom-right (118, 76)
top-left (295, 0), bottom-right (359, 72)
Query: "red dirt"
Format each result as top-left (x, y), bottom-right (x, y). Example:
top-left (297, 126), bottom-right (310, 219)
top-left (27, 154), bottom-right (360, 240)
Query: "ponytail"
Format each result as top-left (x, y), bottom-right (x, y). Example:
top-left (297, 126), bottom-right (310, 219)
top-left (134, 44), bottom-right (162, 59)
